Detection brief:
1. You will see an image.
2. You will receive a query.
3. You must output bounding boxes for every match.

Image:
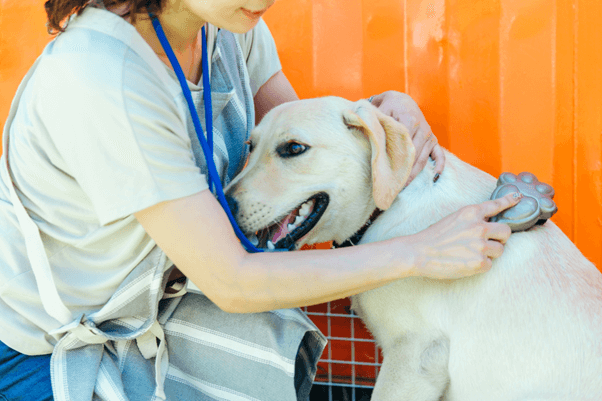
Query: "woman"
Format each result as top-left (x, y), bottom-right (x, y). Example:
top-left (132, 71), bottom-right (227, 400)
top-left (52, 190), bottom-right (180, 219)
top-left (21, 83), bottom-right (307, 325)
top-left (0, 0), bottom-right (520, 399)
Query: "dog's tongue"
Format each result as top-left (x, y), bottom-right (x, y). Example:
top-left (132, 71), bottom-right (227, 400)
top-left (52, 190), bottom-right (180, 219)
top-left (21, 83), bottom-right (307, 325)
top-left (271, 212), bottom-right (296, 244)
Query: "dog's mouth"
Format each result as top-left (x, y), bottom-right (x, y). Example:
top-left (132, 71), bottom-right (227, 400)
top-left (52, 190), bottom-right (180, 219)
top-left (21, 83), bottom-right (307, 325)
top-left (250, 192), bottom-right (329, 250)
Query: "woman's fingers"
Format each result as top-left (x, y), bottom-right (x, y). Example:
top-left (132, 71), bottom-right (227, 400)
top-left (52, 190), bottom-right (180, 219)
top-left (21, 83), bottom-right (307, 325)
top-left (480, 193), bottom-right (521, 256)
top-left (431, 144), bottom-right (446, 178)
top-left (486, 221), bottom-right (512, 244)
top-left (479, 193), bottom-right (521, 246)
top-left (485, 239), bottom-right (505, 259)
top-left (371, 91), bottom-right (446, 186)
top-left (478, 192), bottom-right (523, 219)
top-left (407, 192), bottom-right (522, 280)
top-left (405, 133), bottom-right (433, 186)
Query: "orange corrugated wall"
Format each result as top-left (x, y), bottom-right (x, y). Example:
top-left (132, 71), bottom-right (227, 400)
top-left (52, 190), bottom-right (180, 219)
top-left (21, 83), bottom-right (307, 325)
top-left (1, 0), bottom-right (601, 271)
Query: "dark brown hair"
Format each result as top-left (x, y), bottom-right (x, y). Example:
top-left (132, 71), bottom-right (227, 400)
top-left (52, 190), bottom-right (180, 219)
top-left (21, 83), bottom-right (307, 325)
top-left (44, 0), bottom-right (164, 34)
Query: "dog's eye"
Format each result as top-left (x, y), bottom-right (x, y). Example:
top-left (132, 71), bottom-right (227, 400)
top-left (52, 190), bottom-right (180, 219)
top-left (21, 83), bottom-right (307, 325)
top-left (276, 141), bottom-right (308, 158)
top-left (245, 140), bottom-right (254, 153)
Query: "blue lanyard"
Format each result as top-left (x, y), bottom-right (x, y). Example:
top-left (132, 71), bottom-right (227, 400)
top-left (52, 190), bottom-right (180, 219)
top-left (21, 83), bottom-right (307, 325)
top-left (149, 14), bottom-right (263, 253)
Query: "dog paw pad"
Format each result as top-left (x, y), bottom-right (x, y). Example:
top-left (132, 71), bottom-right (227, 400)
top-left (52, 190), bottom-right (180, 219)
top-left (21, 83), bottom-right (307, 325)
top-left (490, 172), bottom-right (558, 232)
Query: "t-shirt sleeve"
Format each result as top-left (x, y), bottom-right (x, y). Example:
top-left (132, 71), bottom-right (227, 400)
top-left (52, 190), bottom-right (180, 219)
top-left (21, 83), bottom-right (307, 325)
top-left (33, 46), bottom-right (208, 226)
top-left (234, 18), bottom-right (282, 97)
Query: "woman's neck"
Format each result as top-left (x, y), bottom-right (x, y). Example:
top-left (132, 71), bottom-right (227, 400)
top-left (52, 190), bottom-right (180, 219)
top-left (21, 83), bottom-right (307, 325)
top-left (132, 3), bottom-right (206, 82)
top-left (137, 8), bottom-right (205, 52)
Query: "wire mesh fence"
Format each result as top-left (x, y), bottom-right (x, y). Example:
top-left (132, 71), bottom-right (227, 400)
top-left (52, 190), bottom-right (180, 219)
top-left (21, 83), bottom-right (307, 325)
top-left (303, 298), bottom-right (382, 401)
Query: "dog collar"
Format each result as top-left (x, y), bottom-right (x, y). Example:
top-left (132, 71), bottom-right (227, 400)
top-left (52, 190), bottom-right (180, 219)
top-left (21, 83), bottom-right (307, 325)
top-left (332, 209), bottom-right (383, 248)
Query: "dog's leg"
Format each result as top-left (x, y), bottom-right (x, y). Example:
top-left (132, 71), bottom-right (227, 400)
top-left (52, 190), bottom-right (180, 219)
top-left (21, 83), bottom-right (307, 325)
top-left (371, 334), bottom-right (450, 401)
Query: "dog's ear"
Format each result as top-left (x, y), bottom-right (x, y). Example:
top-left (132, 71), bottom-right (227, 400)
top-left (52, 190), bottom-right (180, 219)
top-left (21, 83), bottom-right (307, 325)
top-left (343, 101), bottom-right (415, 210)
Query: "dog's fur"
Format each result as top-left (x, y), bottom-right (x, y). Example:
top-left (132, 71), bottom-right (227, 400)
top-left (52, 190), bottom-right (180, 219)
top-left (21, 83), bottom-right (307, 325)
top-left (226, 97), bottom-right (602, 400)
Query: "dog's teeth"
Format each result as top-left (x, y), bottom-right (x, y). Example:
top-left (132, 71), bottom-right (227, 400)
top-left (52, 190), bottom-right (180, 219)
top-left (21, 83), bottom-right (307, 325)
top-left (294, 215), bottom-right (304, 225)
top-left (287, 223), bottom-right (296, 231)
top-left (299, 203), bottom-right (310, 216)
top-left (267, 241), bottom-right (275, 250)
top-left (249, 233), bottom-right (259, 246)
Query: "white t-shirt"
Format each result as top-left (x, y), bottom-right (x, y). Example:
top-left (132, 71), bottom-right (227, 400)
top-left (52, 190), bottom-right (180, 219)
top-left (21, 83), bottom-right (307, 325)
top-left (0, 6), bottom-right (281, 355)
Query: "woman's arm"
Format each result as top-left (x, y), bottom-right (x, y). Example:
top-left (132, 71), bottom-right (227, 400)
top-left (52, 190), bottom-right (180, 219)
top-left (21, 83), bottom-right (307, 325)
top-left (253, 70), bottom-right (299, 124)
top-left (135, 189), bottom-right (519, 314)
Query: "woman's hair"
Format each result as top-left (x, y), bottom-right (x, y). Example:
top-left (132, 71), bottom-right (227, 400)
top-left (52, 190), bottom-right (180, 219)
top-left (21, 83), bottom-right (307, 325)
top-left (44, 0), bottom-right (164, 34)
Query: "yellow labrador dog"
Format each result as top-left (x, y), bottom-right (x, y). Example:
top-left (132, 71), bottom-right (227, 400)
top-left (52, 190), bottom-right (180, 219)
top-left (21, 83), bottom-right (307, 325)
top-left (225, 97), bottom-right (602, 400)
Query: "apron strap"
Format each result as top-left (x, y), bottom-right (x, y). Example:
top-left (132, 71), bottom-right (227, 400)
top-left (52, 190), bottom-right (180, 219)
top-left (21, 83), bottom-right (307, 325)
top-left (2, 144), bottom-right (73, 325)
top-left (1, 57), bottom-right (73, 326)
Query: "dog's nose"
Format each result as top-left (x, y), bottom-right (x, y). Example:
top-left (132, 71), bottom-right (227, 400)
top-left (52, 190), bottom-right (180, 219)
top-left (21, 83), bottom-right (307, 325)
top-left (225, 195), bottom-right (239, 218)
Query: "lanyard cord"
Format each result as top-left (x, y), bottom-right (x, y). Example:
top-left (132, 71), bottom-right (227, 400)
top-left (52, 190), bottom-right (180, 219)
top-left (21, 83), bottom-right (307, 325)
top-left (149, 13), bottom-right (264, 253)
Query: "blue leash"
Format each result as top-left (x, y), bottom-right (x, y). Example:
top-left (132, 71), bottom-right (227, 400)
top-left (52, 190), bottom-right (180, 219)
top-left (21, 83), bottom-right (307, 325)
top-left (149, 14), bottom-right (264, 253)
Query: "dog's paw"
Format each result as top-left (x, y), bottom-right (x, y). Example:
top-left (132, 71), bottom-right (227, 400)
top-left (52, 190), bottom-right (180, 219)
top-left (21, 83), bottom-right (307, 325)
top-left (489, 172), bottom-right (557, 232)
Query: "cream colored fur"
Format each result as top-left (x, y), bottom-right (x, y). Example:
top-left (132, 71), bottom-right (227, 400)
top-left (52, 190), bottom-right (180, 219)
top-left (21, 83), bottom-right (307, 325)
top-left (226, 97), bottom-right (602, 400)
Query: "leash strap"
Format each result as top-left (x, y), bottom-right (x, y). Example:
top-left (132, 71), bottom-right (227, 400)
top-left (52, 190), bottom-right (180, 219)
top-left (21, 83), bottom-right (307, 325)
top-left (149, 14), bottom-right (264, 253)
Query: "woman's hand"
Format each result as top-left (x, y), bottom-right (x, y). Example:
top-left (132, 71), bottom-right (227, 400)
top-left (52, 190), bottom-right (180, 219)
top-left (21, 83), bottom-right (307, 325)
top-left (403, 192), bottom-right (522, 279)
top-left (370, 91), bottom-right (444, 186)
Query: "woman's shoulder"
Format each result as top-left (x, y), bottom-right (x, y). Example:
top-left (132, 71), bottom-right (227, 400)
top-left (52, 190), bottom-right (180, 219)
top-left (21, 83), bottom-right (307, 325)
top-left (31, 7), bottom-right (178, 112)
top-left (41, 7), bottom-right (165, 88)
top-left (55, 7), bottom-right (136, 59)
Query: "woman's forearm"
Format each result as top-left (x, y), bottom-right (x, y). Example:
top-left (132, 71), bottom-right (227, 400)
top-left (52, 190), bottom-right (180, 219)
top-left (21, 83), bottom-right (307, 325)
top-left (135, 190), bottom-right (415, 313)
top-left (136, 189), bottom-right (519, 314)
top-left (222, 237), bottom-right (416, 313)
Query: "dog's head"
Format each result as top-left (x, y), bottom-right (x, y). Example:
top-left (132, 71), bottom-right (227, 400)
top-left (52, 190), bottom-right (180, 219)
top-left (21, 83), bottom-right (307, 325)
top-left (225, 96), bottom-right (415, 249)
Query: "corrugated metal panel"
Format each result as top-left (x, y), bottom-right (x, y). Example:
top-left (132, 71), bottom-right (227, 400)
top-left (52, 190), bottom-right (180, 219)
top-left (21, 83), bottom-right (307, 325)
top-left (0, 0), bottom-right (600, 268)
top-left (1, 1), bottom-right (599, 398)
top-left (264, 0), bottom-right (602, 271)
top-left (0, 0), bottom-right (50, 146)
